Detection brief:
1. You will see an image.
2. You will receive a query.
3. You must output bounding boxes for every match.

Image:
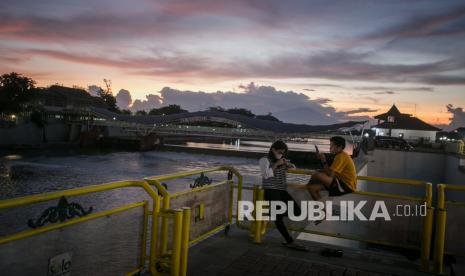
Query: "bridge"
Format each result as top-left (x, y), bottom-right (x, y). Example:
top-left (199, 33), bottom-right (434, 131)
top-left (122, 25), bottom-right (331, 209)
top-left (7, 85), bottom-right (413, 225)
top-left (85, 107), bottom-right (367, 141)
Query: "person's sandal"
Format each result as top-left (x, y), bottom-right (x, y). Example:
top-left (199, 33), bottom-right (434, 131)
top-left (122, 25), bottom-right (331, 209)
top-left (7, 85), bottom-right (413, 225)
top-left (282, 242), bottom-right (309, 252)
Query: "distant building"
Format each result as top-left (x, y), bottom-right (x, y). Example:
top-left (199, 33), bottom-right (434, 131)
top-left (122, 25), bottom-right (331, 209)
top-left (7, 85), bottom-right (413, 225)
top-left (34, 85), bottom-right (106, 111)
top-left (372, 104), bottom-right (440, 142)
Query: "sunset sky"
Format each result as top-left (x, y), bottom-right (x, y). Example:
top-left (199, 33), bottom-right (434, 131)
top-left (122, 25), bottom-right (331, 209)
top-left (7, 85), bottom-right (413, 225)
top-left (1, 0), bottom-right (465, 127)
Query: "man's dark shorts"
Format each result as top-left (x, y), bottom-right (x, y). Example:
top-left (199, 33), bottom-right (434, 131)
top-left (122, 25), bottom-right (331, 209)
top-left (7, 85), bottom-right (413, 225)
top-left (328, 177), bottom-right (353, 196)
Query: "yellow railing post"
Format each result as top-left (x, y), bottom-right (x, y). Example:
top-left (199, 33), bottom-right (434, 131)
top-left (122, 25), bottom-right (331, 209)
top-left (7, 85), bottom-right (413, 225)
top-left (253, 187), bottom-right (264, 244)
top-left (149, 194), bottom-right (161, 275)
top-left (434, 184), bottom-right (447, 275)
top-left (228, 178), bottom-right (234, 225)
top-left (180, 207), bottom-right (191, 276)
top-left (160, 195), bottom-right (171, 255)
top-left (250, 185), bottom-right (258, 237)
top-left (145, 167), bottom-right (242, 274)
top-left (231, 168), bottom-right (246, 230)
top-left (171, 209), bottom-right (183, 276)
top-left (420, 182), bottom-right (433, 272)
top-left (145, 178), bottom-right (171, 257)
top-left (140, 201), bottom-right (149, 269)
top-left (258, 188), bottom-right (267, 236)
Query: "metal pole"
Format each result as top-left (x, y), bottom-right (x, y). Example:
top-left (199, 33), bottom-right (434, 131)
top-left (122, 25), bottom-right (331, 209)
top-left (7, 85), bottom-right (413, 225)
top-left (434, 184), bottom-right (447, 275)
top-left (250, 185), bottom-right (258, 237)
top-left (171, 209), bottom-right (183, 276)
top-left (140, 201), bottom-right (149, 269)
top-left (149, 196), bottom-right (160, 275)
top-left (160, 195), bottom-right (170, 255)
top-left (180, 208), bottom-right (191, 276)
top-left (253, 187), bottom-right (263, 244)
top-left (420, 183), bottom-right (433, 272)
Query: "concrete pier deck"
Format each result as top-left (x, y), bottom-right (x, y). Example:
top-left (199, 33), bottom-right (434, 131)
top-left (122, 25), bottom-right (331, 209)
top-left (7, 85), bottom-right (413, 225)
top-left (186, 225), bottom-right (429, 276)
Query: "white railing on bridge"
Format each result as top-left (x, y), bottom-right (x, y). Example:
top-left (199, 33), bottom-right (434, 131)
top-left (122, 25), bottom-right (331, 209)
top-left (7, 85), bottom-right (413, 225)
top-left (90, 119), bottom-right (334, 139)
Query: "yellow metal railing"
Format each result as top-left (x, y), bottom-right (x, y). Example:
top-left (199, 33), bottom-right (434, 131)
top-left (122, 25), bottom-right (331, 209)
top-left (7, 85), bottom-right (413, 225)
top-left (247, 169), bottom-right (434, 272)
top-left (2, 166), bottom-right (451, 274)
top-left (459, 140), bottom-right (464, 155)
top-left (144, 166), bottom-right (243, 248)
top-left (153, 208), bottom-right (191, 276)
top-left (433, 184), bottom-right (465, 275)
top-left (0, 180), bottom-right (191, 276)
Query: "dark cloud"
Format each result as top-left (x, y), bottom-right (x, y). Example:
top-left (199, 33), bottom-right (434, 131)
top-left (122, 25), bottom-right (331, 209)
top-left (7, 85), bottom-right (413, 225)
top-left (419, 75), bottom-right (465, 85)
top-left (343, 108), bottom-right (378, 115)
top-left (210, 50), bottom-right (465, 85)
top-left (313, 98), bottom-right (332, 104)
top-left (354, 86), bottom-right (434, 92)
top-left (374, 91), bottom-right (396, 95)
top-left (2, 0), bottom-right (465, 97)
top-left (308, 83), bottom-right (344, 88)
top-left (5, 35), bottom-right (465, 86)
top-left (0, 0), bottom-right (285, 44)
top-left (22, 49), bottom-right (208, 77)
top-left (364, 5), bottom-right (465, 41)
top-left (150, 0), bottom-right (282, 25)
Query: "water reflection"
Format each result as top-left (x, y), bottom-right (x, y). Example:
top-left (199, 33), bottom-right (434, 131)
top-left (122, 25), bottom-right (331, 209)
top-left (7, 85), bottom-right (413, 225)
top-left (0, 150), bottom-right (265, 200)
top-left (182, 139), bottom-right (353, 155)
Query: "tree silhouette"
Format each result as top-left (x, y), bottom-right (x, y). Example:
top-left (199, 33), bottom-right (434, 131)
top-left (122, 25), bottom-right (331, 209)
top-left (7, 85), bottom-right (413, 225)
top-left (256, 112), bottom-right (280, 122)
top-left (149, 104), bottom-right (187, 115)
top-left (225, 108), bottom-right (255, 117)
top-left (0, 72), bottom-right (36, 113)
top-left (96, 86), bottom-right (119, 113)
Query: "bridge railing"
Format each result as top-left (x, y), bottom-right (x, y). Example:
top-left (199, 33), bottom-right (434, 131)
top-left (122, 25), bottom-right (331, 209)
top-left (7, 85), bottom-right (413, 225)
top-left (0, 180), bottom-right (190, 276)
top-left (247, 169), bottom-right (433, 272)
top-left (2, 166), bottom-right (448, 274)
top-left (144, 166), bottom-right (243, 247)
top-left (90, 119), bottom-right (335, 139)
top-left (433, 184), bottom-right (465, 274)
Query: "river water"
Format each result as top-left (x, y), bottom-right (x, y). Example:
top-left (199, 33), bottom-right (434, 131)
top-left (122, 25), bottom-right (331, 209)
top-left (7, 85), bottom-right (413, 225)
top-left (0, 140), bottom-right (332, 200)
top-left (0, 150), bottom-right (256, 200)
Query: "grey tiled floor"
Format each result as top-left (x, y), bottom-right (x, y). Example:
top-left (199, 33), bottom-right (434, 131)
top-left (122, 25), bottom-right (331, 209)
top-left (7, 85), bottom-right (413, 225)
top-left (186, 225), bottom-right (430, 276)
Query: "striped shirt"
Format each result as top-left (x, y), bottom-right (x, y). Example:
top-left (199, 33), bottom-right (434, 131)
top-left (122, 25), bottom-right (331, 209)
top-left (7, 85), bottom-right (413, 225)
top-left (259, 157), bottom-right (287, 190)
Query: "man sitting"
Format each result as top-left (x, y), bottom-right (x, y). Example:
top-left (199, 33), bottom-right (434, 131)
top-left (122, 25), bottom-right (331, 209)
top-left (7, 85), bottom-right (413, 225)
top-left (306, 136), bottom-right (357, 201)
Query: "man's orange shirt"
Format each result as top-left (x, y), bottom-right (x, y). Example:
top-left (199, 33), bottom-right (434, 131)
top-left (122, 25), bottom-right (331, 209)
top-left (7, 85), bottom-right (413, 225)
top-left (330, 151), bottom-right (357, 191)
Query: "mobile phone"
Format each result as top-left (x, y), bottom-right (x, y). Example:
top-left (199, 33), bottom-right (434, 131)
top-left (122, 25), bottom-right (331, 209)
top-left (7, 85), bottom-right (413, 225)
top-left (314, 145), bottom-right (319, 153)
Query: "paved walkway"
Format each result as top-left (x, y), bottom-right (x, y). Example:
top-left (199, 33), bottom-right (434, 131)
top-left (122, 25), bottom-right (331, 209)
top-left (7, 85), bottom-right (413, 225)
top-left (187, 225), bottom-right (430, 276)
